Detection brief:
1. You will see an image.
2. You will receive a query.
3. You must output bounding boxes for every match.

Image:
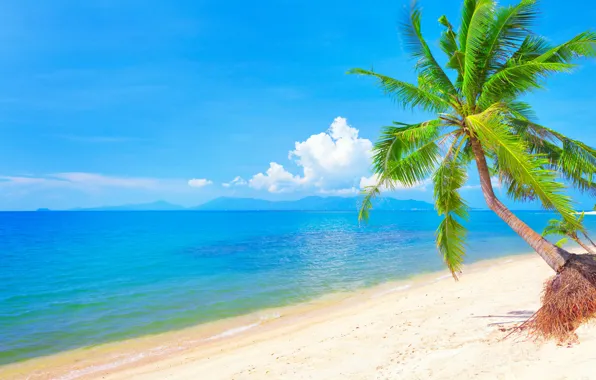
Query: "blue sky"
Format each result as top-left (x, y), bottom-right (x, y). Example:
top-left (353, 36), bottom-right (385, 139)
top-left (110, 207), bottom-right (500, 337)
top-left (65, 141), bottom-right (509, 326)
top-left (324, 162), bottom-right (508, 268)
top-left (0, 0), bottom-right (595, 210)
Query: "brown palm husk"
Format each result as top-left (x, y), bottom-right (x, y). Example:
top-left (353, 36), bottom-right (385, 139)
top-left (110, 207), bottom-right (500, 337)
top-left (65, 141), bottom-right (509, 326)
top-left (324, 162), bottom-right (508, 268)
top-left (525, 254), bottom-right (596, 343)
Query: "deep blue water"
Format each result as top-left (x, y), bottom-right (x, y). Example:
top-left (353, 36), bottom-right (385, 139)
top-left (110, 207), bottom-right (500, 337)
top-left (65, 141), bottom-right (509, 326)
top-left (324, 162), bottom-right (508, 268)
top-left (1, 210), bottom-right (594, 364)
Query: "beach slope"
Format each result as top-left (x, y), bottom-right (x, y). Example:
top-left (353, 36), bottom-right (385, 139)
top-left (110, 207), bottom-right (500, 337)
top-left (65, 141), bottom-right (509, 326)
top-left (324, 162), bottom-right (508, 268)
top-left (103, 256), bottom-right (596, 380)
top-left (4, 255), bottom-right (596, 379)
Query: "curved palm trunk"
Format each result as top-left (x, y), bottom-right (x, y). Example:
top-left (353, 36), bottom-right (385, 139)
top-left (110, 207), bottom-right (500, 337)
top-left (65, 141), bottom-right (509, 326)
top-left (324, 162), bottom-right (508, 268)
top-left (572, 236), bottom-right (596, 255)
top-left (470, 138), bottom-right (570, 272)
top-left (582, 233), bottom-right (596, 248)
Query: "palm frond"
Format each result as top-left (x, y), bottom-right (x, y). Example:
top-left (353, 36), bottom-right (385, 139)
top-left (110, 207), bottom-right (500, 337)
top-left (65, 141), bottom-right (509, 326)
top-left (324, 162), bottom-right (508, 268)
top-left (436, 215), bottom-right (467, 280)
top-left (372, 119), bottom-right (443, 174)
top-left (466, 107), bottom-right (581, 230)
top-left (506, 35), bottom-right (553, 65)
top-left (377, 139), bottom-right (443, 188)
top-left (492, 159), bottom-right (537, 202)
top-left (546, 140), bottom-right (596, 193)
top-left (347, 68), bottom-right (450, 112)
top-left (480, 0), bottom-right (538, 76)
top-left (438, 15), bottom-right (458, 57)
top-left (401, 4), bottom-right (458, 97)
top-left (458, 0), bottom-right (480, 56)
top-left (535, 31), bottom-right (596, 63)
top-left (461, 0), bottom-right (494, 104)
top-left (478, 62), bottom-right (574, 109)
top-left (434, 142), bottom-right (469, 219)
top-left (555, 237), bottom-right (568, 248)
top-left (433, 137), bottom-right (469, 279)
top-left (511, 119), bottom-right (596, 194)
top-left (505, 100), bottom-right (536, 121)
top-left (578, 212), bottom-right (585, 223)
top-left (358, 184), bottom-right (382, 223)
top-left (543, 218), bottom-right (566, 237)
top-left (438, 15), bottom-right (463, 75)
top-left (543, 214), bottom-right (586, 240)
top-left (360, 120), bottom-right (448, 222)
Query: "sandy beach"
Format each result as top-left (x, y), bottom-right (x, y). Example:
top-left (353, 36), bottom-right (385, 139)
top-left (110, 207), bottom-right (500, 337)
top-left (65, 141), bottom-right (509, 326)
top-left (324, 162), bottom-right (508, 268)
top-left (3, 252), bottom-right (596, 380)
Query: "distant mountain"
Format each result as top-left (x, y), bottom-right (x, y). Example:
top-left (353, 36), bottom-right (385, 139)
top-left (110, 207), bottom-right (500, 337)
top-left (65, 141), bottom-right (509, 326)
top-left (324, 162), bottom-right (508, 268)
top-left (39, 196), bottom-right (434, 212)
top-left (69, 201), bottom-right (185, 211)
top-left (194, 197), bottom-right (275, 211)
top-left (194, 196), bottom-right (434, 211)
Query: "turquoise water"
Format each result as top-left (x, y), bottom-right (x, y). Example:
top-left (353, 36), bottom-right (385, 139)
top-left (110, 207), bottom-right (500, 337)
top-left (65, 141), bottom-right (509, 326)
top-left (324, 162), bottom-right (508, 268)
top-left (1, 210), bottom-right (594, 364)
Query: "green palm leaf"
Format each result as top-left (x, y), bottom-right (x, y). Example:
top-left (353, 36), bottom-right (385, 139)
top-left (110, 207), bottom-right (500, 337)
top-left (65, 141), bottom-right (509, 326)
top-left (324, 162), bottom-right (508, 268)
top-left (535, 31), bottom-right (596, 63)
top-left (359, 120), bottom-right (448, 222)
top-left (402, 5), bottom-right (458, 97)
top-left (511, 119), bottom-right (596, 194)
top-left (434, 143), bottom-right (469, 278)
top-left (466, 108), bottom-right (580, 230)
top-left (438, 15), bottom-right (459, 59)
top-left (461, 0), bottom-right (494, 104)
top-left (458, 0), bottom-right (480, 57)
top-left (543, 213), bottom-right (587, 242)
top-left (358, 184), bottom-right (382, 223)
top-left (347, 68), bottom-right (450, 112)
top-left (554, 237), bottom-right (569, 248)
top-left (371, 120), bottom-right (447, 187)
top-left (506, 35), bottom-right (553, 65)
top-left (480, 0), bottom-right (538, 75)
top-left (478, 62), bottom-right (574, 108)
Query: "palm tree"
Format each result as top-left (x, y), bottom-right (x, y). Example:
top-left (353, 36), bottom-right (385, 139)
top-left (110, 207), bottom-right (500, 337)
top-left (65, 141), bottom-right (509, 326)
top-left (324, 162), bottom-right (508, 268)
top-left (543, 213), bottom-right (596, 255)
top-left (349, 0), bottom-right (596, 279)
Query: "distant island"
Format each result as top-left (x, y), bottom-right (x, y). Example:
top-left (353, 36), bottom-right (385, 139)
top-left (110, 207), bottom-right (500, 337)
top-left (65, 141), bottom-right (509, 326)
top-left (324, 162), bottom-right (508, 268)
top-left (37, 196), bottom-right (435, 212)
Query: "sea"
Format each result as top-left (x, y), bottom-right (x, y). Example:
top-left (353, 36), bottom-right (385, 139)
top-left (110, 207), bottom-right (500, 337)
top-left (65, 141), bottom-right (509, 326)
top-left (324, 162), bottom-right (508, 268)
top-left (1, 210), bottom-right (594, 365)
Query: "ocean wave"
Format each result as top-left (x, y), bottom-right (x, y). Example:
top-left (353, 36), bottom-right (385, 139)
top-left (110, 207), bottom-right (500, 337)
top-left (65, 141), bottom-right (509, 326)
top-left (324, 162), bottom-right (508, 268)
top-left (58, 315), bottom-right (278, 380)
top-left (57, 345), bottom-right (180, 380)
top-left (375, 284), bottom-right (412, 297)
top-left (203, 322), bottom-right (261, 341)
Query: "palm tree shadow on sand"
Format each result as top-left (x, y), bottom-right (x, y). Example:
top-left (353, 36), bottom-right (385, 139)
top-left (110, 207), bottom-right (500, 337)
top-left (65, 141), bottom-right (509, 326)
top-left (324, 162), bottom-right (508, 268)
top-left (473, 310), bottom-right (535, 327)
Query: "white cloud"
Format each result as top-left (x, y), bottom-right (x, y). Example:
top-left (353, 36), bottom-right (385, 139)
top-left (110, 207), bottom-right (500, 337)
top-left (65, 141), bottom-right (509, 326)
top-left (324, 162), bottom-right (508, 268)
top-left (359, 174), bottom-right (382, 189)
top-left (249, 163), bottom-right (306, 193)
top-left (0, 173), bottom-right (161, 189)
top-left (248, 117), bottom-right (374, 193)
top-left (222, 176), bottom-right (247, 188)
top-left (188, 178), bottom-right (213, 188)
top-left (53, 172), bottom-right (159, 188)
top-left (290, 117), bottom-right (373, 189)
top-left (0, 176), bottom-right (55, 186)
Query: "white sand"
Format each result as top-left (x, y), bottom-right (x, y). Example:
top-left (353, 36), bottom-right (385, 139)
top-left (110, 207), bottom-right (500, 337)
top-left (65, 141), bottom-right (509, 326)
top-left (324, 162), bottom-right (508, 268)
top-left (4, 254), bottom-right (596, 380)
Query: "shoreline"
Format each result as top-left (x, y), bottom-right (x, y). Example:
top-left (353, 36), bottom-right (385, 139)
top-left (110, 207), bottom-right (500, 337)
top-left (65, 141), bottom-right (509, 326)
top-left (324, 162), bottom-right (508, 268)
top-left (0, 251), bottom-right (551, 380)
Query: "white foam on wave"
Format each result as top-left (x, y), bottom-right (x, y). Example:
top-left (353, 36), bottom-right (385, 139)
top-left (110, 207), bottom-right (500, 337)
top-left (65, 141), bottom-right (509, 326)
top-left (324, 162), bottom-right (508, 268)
top-left (57, 345), bottom-right (181, 380)
top-left (204, 322), bottom-right (261, 341)
top-left (57, 353), bottom-right (147, 380)
top-left (259, 312), bottom-right (282, 321)
top-left (375, 284), bottom-right (412, 297)
top-left (57, 312), bottom-right (280, 379)
top-left (202, 312), bottom-right (282, 341)
top-left (435, 274), bottom-right (452, 281)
